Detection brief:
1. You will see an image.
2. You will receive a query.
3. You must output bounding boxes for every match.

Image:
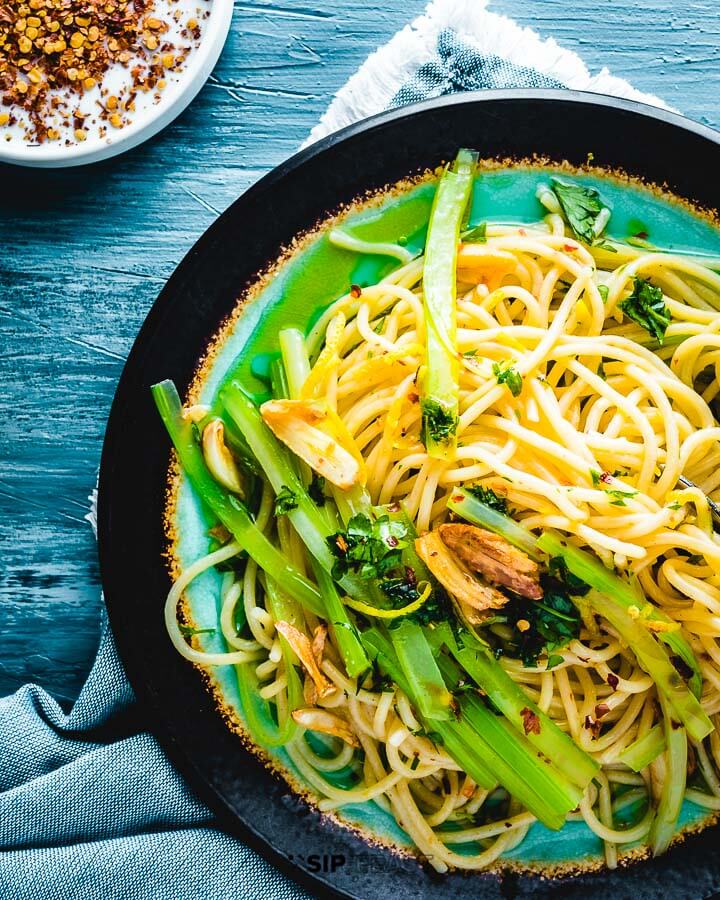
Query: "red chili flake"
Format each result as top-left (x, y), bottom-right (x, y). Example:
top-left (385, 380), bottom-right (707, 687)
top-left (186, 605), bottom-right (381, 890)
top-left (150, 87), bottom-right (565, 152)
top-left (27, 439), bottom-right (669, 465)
top-left (564, 243), bottom-right (578, 252)
top-left (452, 495), bottom-right (465, 503)
top-left (594, 702), bottom-right (610, 719)
top-left (584, 715), bottom-right (602, 739)
top-left (600, 471), bottom-right (613, 484)
top-left (520, 707), bottom-right (541, 735)
top-left (518, 228), bottom-right (527, 236)
top-left (607, 673), bottom-right (619, 690)
top-left (350, 284), bottom-right (362, 298)
top-left (407, 392), bottom-right (419, 404)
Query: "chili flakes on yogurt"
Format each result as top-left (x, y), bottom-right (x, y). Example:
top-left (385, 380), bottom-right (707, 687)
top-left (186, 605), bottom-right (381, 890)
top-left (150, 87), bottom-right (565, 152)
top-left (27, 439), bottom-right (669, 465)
top-left (0, 0), bottom-right (204, 143)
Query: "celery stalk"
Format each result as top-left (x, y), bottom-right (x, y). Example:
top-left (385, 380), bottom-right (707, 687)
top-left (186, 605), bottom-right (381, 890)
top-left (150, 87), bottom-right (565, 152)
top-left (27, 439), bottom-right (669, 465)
top-left (464, 694), bottom-right (582, 813)
top-left (361, 628), bottom-right (495, 789)
top-left (363, 629), bottom-right (558, 802)
top-left (421, 148), bottom-right (478, 458)
top-left (649, 698), bottom-right (688, 855)
top-left (619, 724), bottom-right (666, 772)
top-left (436, 728), bottom-right (496, 793)
top-left (537, 533), bottom-right (712, 742)
top-left (391, 619), bottom-right (453, 721)
top-left (236, 659), bottom-right (299, 748)
top-left (221, 384), bottom-right (335, 571)
top-left (363, 629), bottom-right (576, 827)
top-left (436, 656), bottom-right (576, 827)
top-left (434, 623), bottom-right (598, 789)
top-left (151, 380), bottom-right (324, 617)
top-left (313, 563), bottom-right (368, 679)
top-left (279, 328), bottom-right (312, 398)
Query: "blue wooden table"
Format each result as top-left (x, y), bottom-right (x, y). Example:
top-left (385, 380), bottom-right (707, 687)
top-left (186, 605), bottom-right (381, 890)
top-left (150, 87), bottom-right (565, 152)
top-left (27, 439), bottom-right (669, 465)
top-left (2, 0), bottom-right (719, 704)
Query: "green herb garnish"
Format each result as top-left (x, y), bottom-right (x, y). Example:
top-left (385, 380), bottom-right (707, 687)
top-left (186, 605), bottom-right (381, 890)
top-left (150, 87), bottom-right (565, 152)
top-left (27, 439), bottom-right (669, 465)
top-left (328, 513), bottom-right (408, 580)
top-left (619, 277), bottom-right (671, 344)
top-left (605, 488), bottom-right (638, 507)
top-left (421, 398), bottom-right (458, 448)
top-left (274, 485), bottom-right (299, 516)
top-left (308, 474), bottom-right (326, 507)
top-left (505, 561), bottom-right (586, 666)
top-left (492, 361), bottom-right (523, 397)
top-left (465, 485), bottom-right (508, 514)
top-left (547, 556), bottom-right (591, 597)
top-left (550, 177), bottom-right (609, 244)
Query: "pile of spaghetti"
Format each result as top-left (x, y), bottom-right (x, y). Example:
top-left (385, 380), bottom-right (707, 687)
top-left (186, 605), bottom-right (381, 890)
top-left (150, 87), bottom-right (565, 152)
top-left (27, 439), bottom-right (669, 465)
top-left (155, 151), bottom-right (720, 872)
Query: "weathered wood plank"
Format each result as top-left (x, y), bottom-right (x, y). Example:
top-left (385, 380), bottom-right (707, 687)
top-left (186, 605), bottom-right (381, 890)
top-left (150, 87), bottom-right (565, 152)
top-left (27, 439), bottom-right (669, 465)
top-left (1, 0), bottom-right (717, 701)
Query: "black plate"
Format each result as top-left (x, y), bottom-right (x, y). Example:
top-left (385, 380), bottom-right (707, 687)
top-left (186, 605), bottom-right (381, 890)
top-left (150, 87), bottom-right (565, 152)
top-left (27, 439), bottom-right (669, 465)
top-left (98, 90), bottom-right (720, 900)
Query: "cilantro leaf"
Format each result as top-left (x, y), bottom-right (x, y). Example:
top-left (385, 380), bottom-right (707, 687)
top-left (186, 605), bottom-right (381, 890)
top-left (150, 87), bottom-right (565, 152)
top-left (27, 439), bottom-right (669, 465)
top-left (492, 361), bottom-right (523, 397)
top-left (550, 177), bottom-right (609, 244)
top-left (465, 485), bottom-right (508, 514)
top-left (308, 474), bottom-right (326, 507)
top-left (605, 488), bottom-right (637, 507)
top-left (547, 556), bottom-right (591, 596)
top-left (379, 568), bottom-right (449, 627)
top-left (462, 222), bottom-right (487, 243)
top-left (274, 485), bottom-right (298, 516)
top-left (597, 284), bottom-right (609, 303)
top-left (327, 513), bottom-right (408, 580)
top-left (503, 562), bottom-right (587, 666)
top-left (619, 277), bottom-right (671, 343)
top-left (381, 570), bottom-right (419, 607)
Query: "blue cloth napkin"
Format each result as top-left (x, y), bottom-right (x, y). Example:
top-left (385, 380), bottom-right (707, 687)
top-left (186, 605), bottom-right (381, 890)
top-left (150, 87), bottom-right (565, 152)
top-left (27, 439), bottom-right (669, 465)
top-left (0, 2), bottom-right (665, 897)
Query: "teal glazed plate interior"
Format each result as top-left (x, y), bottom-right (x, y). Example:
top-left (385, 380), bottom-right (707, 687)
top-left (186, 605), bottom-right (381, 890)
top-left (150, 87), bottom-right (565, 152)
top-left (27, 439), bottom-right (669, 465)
top-left (98, 92), bottom-right (720, 900)
top-left (171, 162), bottom-right (720, 874)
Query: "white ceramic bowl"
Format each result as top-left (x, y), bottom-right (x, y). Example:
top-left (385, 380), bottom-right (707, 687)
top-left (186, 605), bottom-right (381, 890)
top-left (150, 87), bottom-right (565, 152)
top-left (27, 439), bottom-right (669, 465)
top-left (0, 1), bottom-right (233, 168)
